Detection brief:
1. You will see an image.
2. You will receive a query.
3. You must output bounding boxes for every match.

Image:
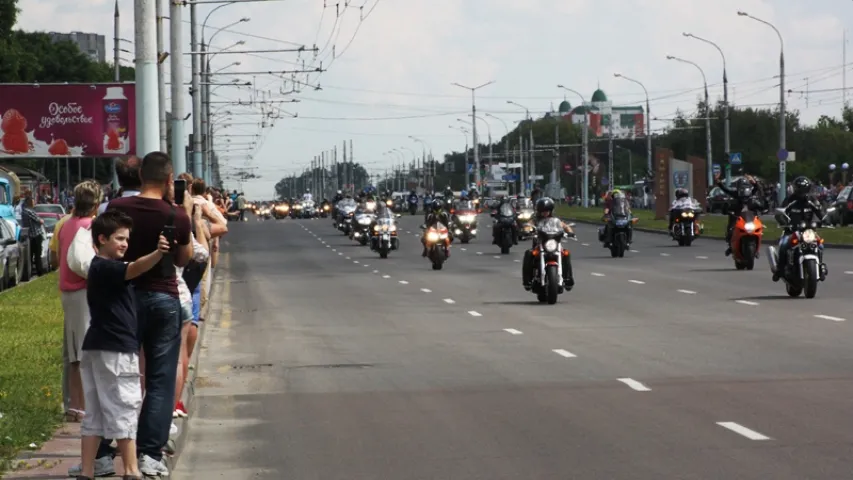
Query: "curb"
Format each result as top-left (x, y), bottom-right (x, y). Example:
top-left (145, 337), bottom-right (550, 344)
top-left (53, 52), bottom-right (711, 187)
top-left (563, 217), bottom-right (853, 250)
top-left (164, 269), bottom-right (225, 473)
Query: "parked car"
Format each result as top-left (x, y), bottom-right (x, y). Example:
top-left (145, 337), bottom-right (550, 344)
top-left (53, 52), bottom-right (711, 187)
top-left (826, 185), bottom-right (853, 226)
top-left (705, 186), bottom-right (733, 214)
top-left (34, 204), bottom-right (65, 216)
top-left (0, 219), bottom-right (23, 290)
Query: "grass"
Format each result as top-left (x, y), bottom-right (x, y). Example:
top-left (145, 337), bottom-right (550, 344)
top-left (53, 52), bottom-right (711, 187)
top-left (556, 205), bottom-right (853, 245)
top-left (0, 274), bottom-right (64, 474)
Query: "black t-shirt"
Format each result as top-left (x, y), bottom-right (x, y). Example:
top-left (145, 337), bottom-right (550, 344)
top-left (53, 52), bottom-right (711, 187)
top-left (82, 256), bottom-right (138, 353)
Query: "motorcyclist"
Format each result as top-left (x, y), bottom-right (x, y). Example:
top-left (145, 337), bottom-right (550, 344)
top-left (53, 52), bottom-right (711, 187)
top-left (715, 173), bottom-right (764, 256)
top-left (491, 196), bottom-right (519, 245)
top-left (530, 187), bottom-right (543, 204)
top-left (602, 189), bottom-right (633, 246)
top-left (668, 188), bottom-right (696, 231)
top-left (773, 176), bottom-right (825, 281)
top-left (332, 190), bottom-right (344, 203)
top-left (522, 197), bottom-right (575, 290)
top-left (443, 186), bottom-right (455, 208)
top-left (422, 199), bottom-right (452, 257)
top-left (407, 189), bottom-right (418, 205)
top-left (303, 189), bottom-right (313, 202)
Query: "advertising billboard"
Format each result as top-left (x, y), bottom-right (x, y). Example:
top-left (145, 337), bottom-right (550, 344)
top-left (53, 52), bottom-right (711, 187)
top-left (0, 83), bottom-right (136, 158)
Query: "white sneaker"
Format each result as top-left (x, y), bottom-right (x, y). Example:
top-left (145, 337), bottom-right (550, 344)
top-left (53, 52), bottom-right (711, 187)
top-left (170, 422), bottom-right (178, 435)
top-left (67, 456), bottom-right (115, 477)
top-left (138, 454), bottom-right (170, 477)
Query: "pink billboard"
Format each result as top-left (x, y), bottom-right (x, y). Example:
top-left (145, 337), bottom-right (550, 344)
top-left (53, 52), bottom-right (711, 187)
top-left (0, 83), bottom-right (136, 158)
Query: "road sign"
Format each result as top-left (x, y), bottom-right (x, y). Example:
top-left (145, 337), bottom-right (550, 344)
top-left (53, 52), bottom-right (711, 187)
top-left (712, 163), bottom-right (721, 176)
top-left (601, 176), bottom-right (609, 186)
top-left (502, 174), bottom-right (518, 181)
top-left (786, 151), bottom-right (796, 162)
top-left (777, 149), bottom-right (788, 161)
top-left (779, 160), bottom-right (786, 174)
top-left (467, 163), bottom-right (474, 173)
top-left (729, 152), bottom-right (742, 165)
top-left (529, 175), bottom-right (544, 180)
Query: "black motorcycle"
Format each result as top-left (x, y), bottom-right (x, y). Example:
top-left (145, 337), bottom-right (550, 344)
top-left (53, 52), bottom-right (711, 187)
top-left (424, 222), bottom-right (450, 270)
top-left (670, 207), bottom-right (702, 246)
top-left (371, 216), bottom-right (400, 258)
top-left (599, 214), bottom-right (636, 258)
top-left (407, 197), bottom-right (419, 215)
top-left (493, 209), bottom-right (516, 255)
top-left (768, 212), bottom-right (828, 299)
top-left (529, 217), bottom-right (574, 304)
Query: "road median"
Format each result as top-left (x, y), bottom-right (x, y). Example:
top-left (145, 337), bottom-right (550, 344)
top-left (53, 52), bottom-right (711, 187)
top-left (556, 206), bottom-right (853, 249)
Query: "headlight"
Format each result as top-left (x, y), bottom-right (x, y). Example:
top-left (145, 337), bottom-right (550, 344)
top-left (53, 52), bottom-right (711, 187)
top-left (518, 212), bottom-right (532, 220)
top-left (743, 221), bottom-right (755, 233)
top-left (358, 217), bottom-right (372, 225)
top-left (439, 233), bottom-right (448, 239)
top-left (687, 212), bottom-right (694, 218)
top-left (458, 214), bottom-right (476, 223)
top-left (386, 200), bottom-right (393, 206)
top-left (426, 231), bottom-right (439, 242)
top-left (373, 225), bottom-right (380, 232)
top-left (366, 201), bottom-right (376, 210)
top-left (544, 239), bottom-right (558, 252)
top-left (294, 205), bottom-right (302, 210)
top-left (282, 206), bottom-right (289, 211)
top-left (324, 205), bottom-right (330, 210)
top-left (802, 229), bottom-right (817, 243)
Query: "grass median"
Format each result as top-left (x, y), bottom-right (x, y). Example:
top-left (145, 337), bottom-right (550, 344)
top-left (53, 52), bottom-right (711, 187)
top-left (556, 206), bottom-right (853, 245)
top-left (0, 273), bottom-right (63, 474)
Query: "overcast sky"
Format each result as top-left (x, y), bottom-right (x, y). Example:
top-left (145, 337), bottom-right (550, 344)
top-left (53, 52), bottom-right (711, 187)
top-left (16, 0), bottom-right (853, 198)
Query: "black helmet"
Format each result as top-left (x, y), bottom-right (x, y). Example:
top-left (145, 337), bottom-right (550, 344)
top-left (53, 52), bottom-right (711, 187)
top-left (431, 199), bottom-right (443, 212)
top-left (792, 176), bottom-right (811, 197)
top-left (535, 197), bottom-right (555, 215)
top-left (675, 188), bottom-right (689, 200)
top-left (736, 177), bottom-right (753, 196)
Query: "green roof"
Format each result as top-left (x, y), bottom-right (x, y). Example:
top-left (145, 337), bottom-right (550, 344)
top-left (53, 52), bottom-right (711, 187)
top-left (591, 89), bottom-right (608, 102)
top-left (558, 100), bottom-right (572, 113)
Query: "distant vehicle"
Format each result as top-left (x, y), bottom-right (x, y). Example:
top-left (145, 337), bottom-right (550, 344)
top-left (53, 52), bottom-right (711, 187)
top-left (34, 204), bottom-right (65, 215)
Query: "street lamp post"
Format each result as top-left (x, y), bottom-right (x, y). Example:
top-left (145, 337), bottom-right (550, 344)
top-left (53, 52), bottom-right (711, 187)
top-left (507, 101), bottom-right (533, 194)
top-left (684, 32), bottom-right (730, 182)
top-left (409, 135), bottom-right (433, 190)
top-left (739, 10), bottom-right (786, 203)
top-left (452, 81), bottom-right (495, 193)
top-left (557, 85), bottom-right (590, 207)
top-left (485, 113), bottom-right (511, 194)
top-left (667, 55), bottom-right (713, 187)
top-left (613, 73), bottom-right (652, 180)
top-left (449, 126), bottom-right (470, 188)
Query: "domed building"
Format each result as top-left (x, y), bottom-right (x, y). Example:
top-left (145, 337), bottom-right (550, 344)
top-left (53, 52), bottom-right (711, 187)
top-left (556, 88), bottom-right (646, 139)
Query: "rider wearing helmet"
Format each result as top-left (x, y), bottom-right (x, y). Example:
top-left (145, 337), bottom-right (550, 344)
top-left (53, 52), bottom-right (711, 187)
top-left (668, 188), bottom-right (694, 231)
top-left (522, 197), bottom-right (575, 290)
top-left (715, 173), bottom-right (764, 256)
top-left (491, 196), bottom-right (519, 245)
top-left (422, 198), bottom-right (452, 257)
top-left (332, 190), bottom-right (344, 203)
top-left (773, 176), bottom-right (825, 281)
top-left (601, 189), bottom-right (633, 246)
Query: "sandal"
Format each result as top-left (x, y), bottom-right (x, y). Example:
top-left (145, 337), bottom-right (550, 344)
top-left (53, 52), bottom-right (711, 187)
top-left (64, 409), bottom-right (85, 422)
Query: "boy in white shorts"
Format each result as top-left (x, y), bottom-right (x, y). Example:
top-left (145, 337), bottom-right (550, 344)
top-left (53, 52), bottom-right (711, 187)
top-left (77, 211), bottom-right (170, 480)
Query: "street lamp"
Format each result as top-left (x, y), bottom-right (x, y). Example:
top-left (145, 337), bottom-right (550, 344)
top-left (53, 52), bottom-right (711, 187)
top-left (449, 125), bottom-right (470, 187)
top-left (684, 32), bottom-right (730, 172)
top-left (738, 10), bottom-right (786, 203)
top-left (557, 85), bottom-right (591, 207)
top-left (507, 100), bottom-right (533, 193)
top-left (613, 73), bottom-right (652, 178)
top-left (451, 81), bottom-right (495, 192)
top-left (666, 55), bottom-right (713, 187)
top-left (409, 135), bottom-right (433, 190)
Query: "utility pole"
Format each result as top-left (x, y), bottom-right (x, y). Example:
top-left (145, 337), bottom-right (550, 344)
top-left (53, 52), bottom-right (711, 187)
top-left (452, 81), bottom-right (495, 193)
top-left (343, 141), bottom-right (348, 193)
top-left (134, 0), bottom-right (160, 157)
top-left (333, 145), bottom-right (338, 192)
top-left (169, 0), bottom-right (186, 174)
top-left (111, 0), bottom-right (120, 189)
top-left (155, 0), bottom-right (167, 152)
top-left (190, 2), bottom-right (203, 179)
top-left (349, 139), bottom-right (354, 191)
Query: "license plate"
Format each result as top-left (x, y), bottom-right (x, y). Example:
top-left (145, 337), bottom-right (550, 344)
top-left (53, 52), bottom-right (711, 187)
top-left (615, 219), bottom-right (628, 227)
top-left (382, 234), bottom-right (390, 240)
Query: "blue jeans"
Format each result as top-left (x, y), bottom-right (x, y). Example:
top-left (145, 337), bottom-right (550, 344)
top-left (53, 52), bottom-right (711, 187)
top-left (135, 290), bottom-right (181, 460)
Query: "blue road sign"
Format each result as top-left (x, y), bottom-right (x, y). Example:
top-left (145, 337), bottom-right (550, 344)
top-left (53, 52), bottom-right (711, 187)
top-left (601, 176), bottom-right (609, 186)
top-left (502, 174), bottom-right (518, 181)
top-left (729, 152), bottom-right (742, 165)
top-left (712, 163), bottom-right (721, 176)
top-left (467, 163), bottom-right (474, 173)
top-left (777, 149), bottom-right (788, 161)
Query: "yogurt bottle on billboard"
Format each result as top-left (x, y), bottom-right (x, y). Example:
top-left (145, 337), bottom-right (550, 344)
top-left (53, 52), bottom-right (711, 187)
top-left (103, 86), bottom-right (129, 154)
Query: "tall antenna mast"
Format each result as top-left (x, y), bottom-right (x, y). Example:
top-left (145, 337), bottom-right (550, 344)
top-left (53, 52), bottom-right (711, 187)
top-left (844, 29), bottom-right (848, 110)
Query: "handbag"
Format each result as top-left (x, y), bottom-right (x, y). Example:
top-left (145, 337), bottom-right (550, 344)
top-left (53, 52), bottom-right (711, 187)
top-left (66, 224), bottom-right (95, 278)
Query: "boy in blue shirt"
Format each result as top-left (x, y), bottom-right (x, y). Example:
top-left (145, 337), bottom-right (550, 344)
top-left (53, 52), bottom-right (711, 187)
top-left (77, 210), bottom-right (170, 480)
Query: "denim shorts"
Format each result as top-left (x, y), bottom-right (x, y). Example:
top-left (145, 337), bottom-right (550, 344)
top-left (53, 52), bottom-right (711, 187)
top-left (191, 284), bottom-right (201, 325)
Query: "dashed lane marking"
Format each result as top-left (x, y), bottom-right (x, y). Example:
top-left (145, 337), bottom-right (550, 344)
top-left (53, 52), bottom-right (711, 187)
top-left (420, 288), bottom-right (432, 293)
top-left (443, 298), bottom-right (455, 304)
top-left (815, 314), bottom-right (845, 322)
top-left (716, 422), bottom-right (771, 441)
top-left (552, 349), bottom-right (577, 358)
top-left (735, 300), bottom-right (759, 306)
top-left (382, 275), bottom-right (391, 279)
top-left (660, 253), bottom-right (670, 256)
top-left (677, 289), bottom-right (697, 294)
top-left (629, 280), bottom-right (645, 285)
top-left (618, 378), bottom-right (651, 391)
top-left (696, 255), bottom-right (709, 259)
top-left (468, 311), bottom-right (482, 317)
top-left (581, 243), bottom-right (590, 246)
top-left (504, 328), bottom-right (523, 335)
top-left (591, 272), bottom-right (605, 277)
top-left (399, 280), bottom-right (409, 285)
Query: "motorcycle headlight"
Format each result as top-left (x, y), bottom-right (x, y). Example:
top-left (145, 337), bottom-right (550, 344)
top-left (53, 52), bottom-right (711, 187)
top-left (373, 225), bottom-right (380, 231)
top-left (439, 233), bottom-right (448, 239)
top-left (294, 205), bottom-right (302, 210)
top-left (426, 231), bottom-right (439, 242)
top-left (744, 221), bottom-right (755, 233)
top-left (681, 212), bottom-right (688, 217)
top-left (459, 214), bottom-right (476, 223)
top-left (386, 200), bottom-right (393, 206)
top-left (518, 212), bottom-right (532, 220)
top-left (802, 229), bottom-right (817, 243)
top-left (687, 212), bottom-right (694, 218)
top-left (324, 205), bottom-right (330, 210)
top-left (366, 201), bottom-right (376, 210)
top-left (544, 239), bottom-right (558, 253)
top-left (358, 217), bottom-right (372, 225)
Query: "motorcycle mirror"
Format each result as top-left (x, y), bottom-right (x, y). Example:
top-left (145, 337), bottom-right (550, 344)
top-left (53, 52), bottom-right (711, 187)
top-left (396, 214), bottom-right (402, 218)
top-left (568, 222), bottom-right (576, 227)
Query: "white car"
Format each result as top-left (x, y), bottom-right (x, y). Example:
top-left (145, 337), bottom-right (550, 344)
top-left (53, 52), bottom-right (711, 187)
top-left (0, 219), bottom-right (23, 290)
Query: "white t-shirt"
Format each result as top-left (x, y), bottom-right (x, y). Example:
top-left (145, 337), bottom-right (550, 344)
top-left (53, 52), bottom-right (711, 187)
top-left (670, 197), bottom-right (696, 210)
top-left (302, 193), bottom-right (313, 202)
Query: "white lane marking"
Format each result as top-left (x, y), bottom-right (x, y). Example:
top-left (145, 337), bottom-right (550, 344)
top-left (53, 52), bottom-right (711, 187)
top-left (477, 252), bottom-right (483, 255)
top-left (420, 288), bottom-right (432, 293)
top-left (346, 257), bottom-right (351, 260)
top-left (372, 270), bottom-right (379, 273)
top-left (468, 311), bottom-right (482, 317)
top-left (591, 272), bottom-right (605, 277)
top-left (552, 349), bottom-right (577, 358)
top-left (406, 231), bottom-right (411, 234)
top-left (443, 298), bottom-right (455, 304)
top-left (399, 280), bottom-right (409, 285)
top-left (326, 245), bottom-right (330, 248)
top-left (677, 289), bottom-right (697, 295)
top-left (618, 378), bottom-right (651, 392)
top-left (382, 275), bottom-right (391, 279)
top-left (332, 249), bottom-right (337, 252)
top-left (844, 271), bottom-right (853, 275)
top-left (581, 242), bottom-right (590, 246)
top-left (363, 264), bottom-right (370, 267)
top-left (353, 260), bottom-right (359, 263)
top-left (504, 328), bottom-right (523, 335)
top-left (716, 422), bottom-right (771, 441)
top-left (338, 252), bottom-right (343, 256)
top-left (630, 249), bottom-right (639, 253)
top-left (696, 255), bottom-right (709, 259)
top-left (460, 248), bottom-right (467, 251)
top-left (815, 314), bottom-right (845, 322)
top-left (660, 253), bottom-right (670, 257)
top-left (493, 256), bottom-right (501, 259)
top-left (513, 259), bottom-right (520, 263)
top-left (735, 300), bottom-right (759, 306)
top-left (629, 280), bottom-right (645, 284)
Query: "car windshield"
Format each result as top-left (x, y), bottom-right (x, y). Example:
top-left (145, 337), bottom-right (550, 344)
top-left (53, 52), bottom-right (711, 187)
top-left (35, 204), bottom-right (63, 214)
top-left (43, 217), bottom-right (58, 230)
top-left (517, 198), bottom-right (534, 209)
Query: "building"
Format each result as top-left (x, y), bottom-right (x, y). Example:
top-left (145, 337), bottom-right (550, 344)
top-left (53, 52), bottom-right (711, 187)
top-left (557, 88), bottom-right (645, 139)
top-left (48, 31), bottom-right (106, 63)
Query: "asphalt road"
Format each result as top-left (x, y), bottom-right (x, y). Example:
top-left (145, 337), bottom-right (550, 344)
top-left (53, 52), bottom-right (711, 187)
top-left (173, 213), bottom-right (853, 480)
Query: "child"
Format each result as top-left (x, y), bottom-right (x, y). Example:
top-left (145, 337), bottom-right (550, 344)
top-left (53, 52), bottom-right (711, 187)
top-left (77, 210), bottom-right (170, 480)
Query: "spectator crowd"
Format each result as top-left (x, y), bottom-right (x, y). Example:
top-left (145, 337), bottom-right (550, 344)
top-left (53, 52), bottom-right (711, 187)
top-left (48, 152), bottom-right (230, 479)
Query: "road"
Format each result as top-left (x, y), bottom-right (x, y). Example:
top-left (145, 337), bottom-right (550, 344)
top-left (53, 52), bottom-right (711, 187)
top-left (174, 213), bottom-right (853, 480)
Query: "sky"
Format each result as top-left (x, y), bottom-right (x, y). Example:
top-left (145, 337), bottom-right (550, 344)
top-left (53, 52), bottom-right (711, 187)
top-left (14, 0), bottom-right (853, 198)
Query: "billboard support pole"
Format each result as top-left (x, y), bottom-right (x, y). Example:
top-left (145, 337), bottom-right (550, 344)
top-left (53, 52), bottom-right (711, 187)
top-left (169, 0), bottom-right (186, 173)
top-left (190, 2), bottom-right (203, 179)
top-left (135, 0), bottom-right (160, 157)
top-left (112, 0), bottom-right (121, 189)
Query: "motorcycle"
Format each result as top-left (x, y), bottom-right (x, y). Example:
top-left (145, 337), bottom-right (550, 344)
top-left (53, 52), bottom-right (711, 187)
top-left (408, 197), bottom-right (419, 215)
top-left (452, 209), bottom-right (478, 244)
top-left (730, 210), bottom-right (763, 270)
top-left (670, 207), bottom-right (703, 246)
top-left (273, 203), bottom-right (289, 219)
top-left (319, 203), bottom-right (331, 218)
top-left (600, 214), bottom-right (638, 258)
top-left (529, 217), bottom-right (573, 305)
top-left (424, 222), bottom-right (451, 270)
top-left (768, 212), bottom-right (828, 298)
top-left (493, 210), bottom-right (517, 254)
top-left (301, 201), bottom-right (317, 219)
top-left (257, 206), bottom-right (272, 220)
top-left (516, 208), bottom-right (535, 240)
top-left (289, 202), bottom-right (302, 219)
top-left (351, 211), bottom-right (375, 246)
top-left (371, 216), bottom-right (400, 258)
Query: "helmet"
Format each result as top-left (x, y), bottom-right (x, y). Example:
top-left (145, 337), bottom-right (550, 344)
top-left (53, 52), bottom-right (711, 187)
top-left (675, 188), bottom-right (689, 200)
top-left (612, 189), bottom-right (625, 200)
top-left (336, 190), bottom-right (342, 195)
top-left (431, 199), bottom-right (443, 212)
top-left (736, 178), bottom-right (753, 196)
top-left (460, 191), bottom-right (468, 199)
top-left (535, 197), bottom-right (555, 215)
top-left (792, 176), bottom-right (811, 197)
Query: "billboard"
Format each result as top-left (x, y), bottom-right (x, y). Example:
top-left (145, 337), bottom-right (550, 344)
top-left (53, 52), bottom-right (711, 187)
top-left (0, 83), bottom-right (136, 158)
